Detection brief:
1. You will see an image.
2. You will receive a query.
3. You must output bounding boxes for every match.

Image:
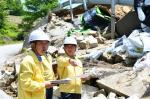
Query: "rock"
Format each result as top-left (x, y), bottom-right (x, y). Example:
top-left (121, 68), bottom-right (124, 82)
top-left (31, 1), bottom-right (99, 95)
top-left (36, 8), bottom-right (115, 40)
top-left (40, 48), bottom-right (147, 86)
top-left (86, 36), bottom-right (98, 48)
top-left (96, 67), bottom-right (150, 98)
top-left (102, 51), bottom-right (123, 64)
top-left (127, 94), bottom-right (139, 99)
top-left (58, 46), bottom-right (65, 55)
top-left (53, 86), bottom-right (60, 98)
top-left (123, 6), bottom-right (132, 14)
top-left (118, 96), bottom-right (126, 99)
top-left (10, 82), bottom-right (17, 94)
top-left (96, 36), bottom-right (105, 44)
top-left (93, 89), bottom-right (107, 97)
top-left (76, 36), bottom-right (84, 43)
top-left (92, 93), bottom-right (107, 99)
top-left (87, 30), bottom-right (98, 37)
top-left (79, 40), bottom-right (89, 49)
top-left (102, 51), bottom-right (114, 63)
top-left (0, 80), bottom-right (6, 87)
top-left (0, 89), bottom-right (12, 99)
top-left (107, 92), bottom-right (117, 99)
top-left (115, 5), bottom-right (133, 20)
top-left (14, 61), bottom-right (20, 75)
top-left (82, 84), bottom-right (99, 99)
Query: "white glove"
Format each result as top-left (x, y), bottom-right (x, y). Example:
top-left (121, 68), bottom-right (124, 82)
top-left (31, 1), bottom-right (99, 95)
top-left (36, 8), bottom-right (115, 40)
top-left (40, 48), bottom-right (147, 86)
top-left (137, 7), bottom-right (146, 21)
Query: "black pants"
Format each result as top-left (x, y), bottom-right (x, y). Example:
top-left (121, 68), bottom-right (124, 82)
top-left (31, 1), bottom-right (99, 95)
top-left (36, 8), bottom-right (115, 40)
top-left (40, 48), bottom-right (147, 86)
top-left (61, 92), bottom-right (81, 99)
top-left (46, 88), bottom-right (53, 99)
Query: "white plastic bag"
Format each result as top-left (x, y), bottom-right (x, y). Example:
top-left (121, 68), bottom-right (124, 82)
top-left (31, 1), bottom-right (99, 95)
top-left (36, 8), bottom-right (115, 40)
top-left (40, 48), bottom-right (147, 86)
top-left (123, 35), bottom-right (143, 58)
top-left (128, 30), bottom-right (143, 48)
top-left (133, 52), bottom-right (150, 70)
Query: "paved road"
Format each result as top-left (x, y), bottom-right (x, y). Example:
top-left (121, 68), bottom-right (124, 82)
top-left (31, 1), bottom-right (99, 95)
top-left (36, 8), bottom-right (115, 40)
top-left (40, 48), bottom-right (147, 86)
top-left (0, 43), bottom-right (23, 67)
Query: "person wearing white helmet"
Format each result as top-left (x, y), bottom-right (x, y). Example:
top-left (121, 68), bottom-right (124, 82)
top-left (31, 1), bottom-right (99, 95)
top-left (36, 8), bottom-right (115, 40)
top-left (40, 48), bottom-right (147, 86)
top-left (18, 29), bottom-right (55, 99)
top-left (56, 36), bottom-right (88, 99)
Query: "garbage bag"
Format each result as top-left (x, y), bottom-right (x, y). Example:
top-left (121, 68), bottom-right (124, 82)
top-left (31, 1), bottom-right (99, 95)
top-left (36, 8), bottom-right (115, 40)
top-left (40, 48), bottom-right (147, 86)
top-left (133, 52), bottom-right (150, 70)
top-left (123, 34), bottom-right (143, 58)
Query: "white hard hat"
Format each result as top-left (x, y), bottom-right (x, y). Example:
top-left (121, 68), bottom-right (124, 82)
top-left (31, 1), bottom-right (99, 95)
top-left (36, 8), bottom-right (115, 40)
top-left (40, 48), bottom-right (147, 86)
top-left (29, 29), bottom-right (50, 43)
top-left (64, 36), bottom-right (77, 45)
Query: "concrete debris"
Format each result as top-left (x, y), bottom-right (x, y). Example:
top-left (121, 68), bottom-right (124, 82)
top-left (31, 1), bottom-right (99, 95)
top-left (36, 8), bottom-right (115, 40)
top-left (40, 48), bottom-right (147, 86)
top-left (107, 92), bottom-right (117, 99)
top-left (93, 89), bottom-right (106, 97)
top-left (81, 84), bottom-right (99, 99)
top-left (115, 5), bottom-right (133, 20)
top-left (2, 3), bottom-right (150, 99)
top-left (96, 67), bottom-right (150, 98)
top-left (0, 89), bottom-right (13, 99)
top-left (78, 36), bottom-right (98, 49)
top-left (92, 94), bottom-right (107, 99)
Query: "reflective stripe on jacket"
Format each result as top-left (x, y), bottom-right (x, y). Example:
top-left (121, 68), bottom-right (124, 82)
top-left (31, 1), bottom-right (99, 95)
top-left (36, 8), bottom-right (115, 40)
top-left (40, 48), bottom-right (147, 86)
top-left (56, 55), bottom-right (83, 94)
top-left (18, 50), bottom-right (55, 99)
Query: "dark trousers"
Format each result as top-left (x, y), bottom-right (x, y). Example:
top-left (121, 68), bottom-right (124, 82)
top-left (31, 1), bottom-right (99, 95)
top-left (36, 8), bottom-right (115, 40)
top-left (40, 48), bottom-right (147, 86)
top-left (46, 88), bottom-right (53, 99)
top-left (61, 92), bottom-right (81, 99)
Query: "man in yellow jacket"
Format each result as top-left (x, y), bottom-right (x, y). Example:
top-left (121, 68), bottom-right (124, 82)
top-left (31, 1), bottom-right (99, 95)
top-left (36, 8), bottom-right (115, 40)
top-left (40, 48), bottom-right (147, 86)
top-left (57, 36), bottom-right (86, 99)
top-left (18, 29), bottom-right (55, 99)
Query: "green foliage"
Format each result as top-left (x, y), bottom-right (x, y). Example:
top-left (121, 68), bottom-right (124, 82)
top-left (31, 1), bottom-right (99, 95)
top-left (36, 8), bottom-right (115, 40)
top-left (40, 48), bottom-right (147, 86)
top-left (0, 0), bottom-right (7, 29)
top-left (0, 21), bottom-right (21, 40)
top-left (21, 0), bottom-right (58, 31)
top-left (0, 0), bottom-right (23, 44)
top-left (6, 0), bottom-right (23, 16)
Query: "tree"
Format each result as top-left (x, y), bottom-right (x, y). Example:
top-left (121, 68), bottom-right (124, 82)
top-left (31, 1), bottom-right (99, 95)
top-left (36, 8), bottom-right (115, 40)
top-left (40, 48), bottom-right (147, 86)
top-left (6, 0), bottom-right (23, 16)
top-left (0, 0), bottom-right (7, 29)
top-left (21, 0), bottom-right (58, 31)
top-left (20, 0), bottom-right (58, 49)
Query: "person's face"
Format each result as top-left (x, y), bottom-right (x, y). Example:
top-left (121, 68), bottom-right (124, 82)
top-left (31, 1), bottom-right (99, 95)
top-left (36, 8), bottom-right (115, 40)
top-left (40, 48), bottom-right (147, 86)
top-left (35, 40), bottom-right (49, 55)
top-left (64, 44), bottom-right (76, 57)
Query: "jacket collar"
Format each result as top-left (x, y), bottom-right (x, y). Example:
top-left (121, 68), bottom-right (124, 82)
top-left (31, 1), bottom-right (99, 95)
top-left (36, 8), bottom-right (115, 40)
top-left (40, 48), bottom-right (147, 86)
top-left (27, 49), bottom-right (48, 63)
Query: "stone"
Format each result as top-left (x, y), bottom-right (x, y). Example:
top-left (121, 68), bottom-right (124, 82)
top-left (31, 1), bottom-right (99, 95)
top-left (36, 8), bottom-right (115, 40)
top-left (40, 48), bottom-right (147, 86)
top-left (82, 84), bottom-right (99, 99)
top-left (93, 89), bottom-right (106, 97)
top-left (107, 92), bottom-right (117, 99)
top-left (0, 89), bottom-right (12, 99)
top-left (92, 93), bottom-right (107, 99)
top-left (86, 36), bottom-right (98, 48)
top-left (96, 67), bottom-right (150, 98)
top-left (53, 86), bottom-right (60, 98)
top-left (96, 36), bottom-right (105, 44)
top-left (79, 40), bottom-right (89, 49)
top-left (118, 96), bottom-right (126, 99)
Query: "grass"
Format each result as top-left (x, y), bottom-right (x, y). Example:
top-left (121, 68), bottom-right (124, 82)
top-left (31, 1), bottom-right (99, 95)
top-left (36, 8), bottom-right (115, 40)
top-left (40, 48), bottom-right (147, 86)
top-left (0, 40), bottom-right (23, 46)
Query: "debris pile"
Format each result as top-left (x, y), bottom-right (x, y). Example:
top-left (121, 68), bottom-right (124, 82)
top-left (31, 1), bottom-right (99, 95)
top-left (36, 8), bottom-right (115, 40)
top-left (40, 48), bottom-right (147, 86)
top-left (1, 3), bottom-right (150, 99)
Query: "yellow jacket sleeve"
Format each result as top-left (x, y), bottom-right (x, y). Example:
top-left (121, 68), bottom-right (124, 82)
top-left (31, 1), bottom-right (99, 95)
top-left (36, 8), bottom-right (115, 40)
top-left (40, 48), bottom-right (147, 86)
top-left (19, 61), bottom-right (45, 92)
top-left (56, 56), bottom-right (70, 68)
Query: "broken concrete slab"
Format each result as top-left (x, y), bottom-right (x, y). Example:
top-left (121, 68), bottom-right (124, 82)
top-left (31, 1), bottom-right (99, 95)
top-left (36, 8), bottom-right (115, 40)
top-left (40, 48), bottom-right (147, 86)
top-left (96, 67), bottom-right (150, 98)
top-left (81, 84), bottom-right (99, 99)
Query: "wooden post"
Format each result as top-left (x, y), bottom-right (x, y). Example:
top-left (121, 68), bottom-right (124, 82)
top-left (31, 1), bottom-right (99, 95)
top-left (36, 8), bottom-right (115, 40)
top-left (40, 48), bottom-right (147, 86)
top-left (83, 0), bottom-right (88, 11)
top-left (111, 0), bottom-right (115, 39)
top-left (69, 0), bottom-right (74, 21)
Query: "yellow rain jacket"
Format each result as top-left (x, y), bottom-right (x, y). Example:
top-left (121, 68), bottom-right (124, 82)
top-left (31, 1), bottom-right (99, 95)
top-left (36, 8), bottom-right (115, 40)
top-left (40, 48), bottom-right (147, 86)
top-left (18, 50), bottom-right (55, 99)
top-left (56, 55), bottom-right (83, 94)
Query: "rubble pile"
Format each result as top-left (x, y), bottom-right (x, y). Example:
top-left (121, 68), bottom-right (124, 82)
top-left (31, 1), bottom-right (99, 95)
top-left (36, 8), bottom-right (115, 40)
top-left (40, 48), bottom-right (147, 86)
top-left (1, 4), bottom-right (150, 99)
top-left (115, 5), bottom-right (133, 20)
